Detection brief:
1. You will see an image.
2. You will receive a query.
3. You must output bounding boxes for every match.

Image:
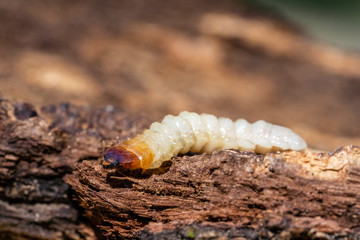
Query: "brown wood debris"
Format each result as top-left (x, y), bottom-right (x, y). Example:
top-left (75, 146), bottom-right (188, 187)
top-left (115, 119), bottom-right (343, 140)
top-left (1, 96), bottom-right (360, 239)
top-left (67, 147), bottom-right (360, 239)
top-left (0, 96), bottom-right (146, 240)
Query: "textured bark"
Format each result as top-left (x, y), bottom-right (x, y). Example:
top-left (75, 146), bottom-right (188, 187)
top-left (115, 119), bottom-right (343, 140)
top-left (1, 96), bottom-right (360, 239)
top-left (1, 0), bottom-right (360, 239)
top-left (66, 146), bottom-right (360, 239)
top-left (0, 96), bottom-right (146, 240)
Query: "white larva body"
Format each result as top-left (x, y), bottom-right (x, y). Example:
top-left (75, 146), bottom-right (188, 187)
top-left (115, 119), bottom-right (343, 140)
top-left (140, 111), bottom-right (307, 169)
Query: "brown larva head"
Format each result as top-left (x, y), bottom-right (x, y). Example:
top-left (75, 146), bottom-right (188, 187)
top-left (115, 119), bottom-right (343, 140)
top-left (102, 146), bottom-right (141, 169)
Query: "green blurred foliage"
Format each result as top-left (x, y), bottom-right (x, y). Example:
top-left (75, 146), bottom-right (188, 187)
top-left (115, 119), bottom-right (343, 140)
top-left (242, 0), bottom-right (360, 52)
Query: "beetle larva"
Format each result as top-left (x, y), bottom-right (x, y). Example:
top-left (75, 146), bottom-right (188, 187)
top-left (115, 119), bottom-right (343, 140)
top-left (102, 111), bottom-right (307, 170)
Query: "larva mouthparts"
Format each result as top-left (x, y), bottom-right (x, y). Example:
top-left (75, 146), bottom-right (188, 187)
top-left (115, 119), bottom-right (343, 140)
top-left (102, 111), bottom-right (307, 170)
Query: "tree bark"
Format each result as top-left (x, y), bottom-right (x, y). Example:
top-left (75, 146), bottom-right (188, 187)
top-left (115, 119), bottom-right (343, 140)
top-left (0, 96), bottom-right (146, 240)
top-left (1, 96), bottom-right (359, 239)
top-left (67, 146), bottom-right (360, 239)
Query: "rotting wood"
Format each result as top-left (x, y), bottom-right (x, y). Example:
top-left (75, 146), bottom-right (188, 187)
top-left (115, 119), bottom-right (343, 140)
top-left (1, 95), bottom-right (360, 239)
top-left (68, 144), bottom-right (360, 238)
top-left (0, 95), bottom-right (147, 240)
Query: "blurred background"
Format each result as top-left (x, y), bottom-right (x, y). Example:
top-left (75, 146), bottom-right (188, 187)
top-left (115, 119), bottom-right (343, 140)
top-left (254, 0), bottom-right (360, 51)
top-left (0, 0), bottom-right (359, 150)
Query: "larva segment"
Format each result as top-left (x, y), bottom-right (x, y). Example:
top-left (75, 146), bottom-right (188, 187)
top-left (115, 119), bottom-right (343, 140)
top-left (179, 112), bottom-right (208, 153)
top-left (218, 117), bottom-right (237, 150)
top-left (234, 119), bottom-right (255, 151)
top-left (251, 120), bottom-right (274, 154)
top-left (102, 111), bottom-right (307, 170)
top-left (200, 113), bottom-right (222, 153)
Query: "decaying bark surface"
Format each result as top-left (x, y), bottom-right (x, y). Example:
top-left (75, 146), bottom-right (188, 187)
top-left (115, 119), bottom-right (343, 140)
top-left (67, 146), bottom-right (360, 239)
top-left (1, 96), bottom-right (358, 239)
top-left (0, 96), bottom-right (148, 239)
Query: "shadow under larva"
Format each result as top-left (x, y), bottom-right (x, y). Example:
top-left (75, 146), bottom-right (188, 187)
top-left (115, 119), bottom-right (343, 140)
top-left (102, 111), bottom-right (307, 171)
top-left (106, 160), bottom-right (173, 180)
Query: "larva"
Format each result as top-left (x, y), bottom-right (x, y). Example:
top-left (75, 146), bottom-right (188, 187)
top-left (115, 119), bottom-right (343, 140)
top-left (102, 111), bottom-right (307, 170)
